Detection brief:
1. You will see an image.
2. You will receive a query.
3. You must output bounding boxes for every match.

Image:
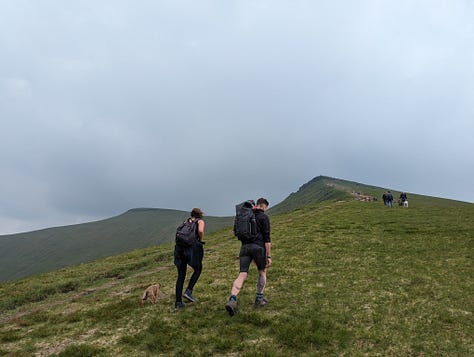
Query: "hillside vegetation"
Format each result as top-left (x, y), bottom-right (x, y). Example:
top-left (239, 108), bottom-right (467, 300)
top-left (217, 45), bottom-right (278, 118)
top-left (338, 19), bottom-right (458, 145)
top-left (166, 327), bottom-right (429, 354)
top-left (1, 175), bottom-right (464, 283)
top-left (0, 209), bottom-right (233, 282)
top-left (0, 177), bottom-right (472, 356)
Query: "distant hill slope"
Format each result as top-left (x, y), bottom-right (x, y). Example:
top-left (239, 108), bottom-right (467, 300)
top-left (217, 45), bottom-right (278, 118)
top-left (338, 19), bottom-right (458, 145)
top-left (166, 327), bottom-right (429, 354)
top-left (0, 208), bottom-right (233, 282)
top-left (269, 175), bottom-right (469, 215)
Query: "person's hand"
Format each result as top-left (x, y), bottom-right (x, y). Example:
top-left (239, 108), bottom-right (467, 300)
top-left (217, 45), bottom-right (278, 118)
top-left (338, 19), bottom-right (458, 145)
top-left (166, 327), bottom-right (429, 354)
top-left (266, 257), bottom-right (272, 268)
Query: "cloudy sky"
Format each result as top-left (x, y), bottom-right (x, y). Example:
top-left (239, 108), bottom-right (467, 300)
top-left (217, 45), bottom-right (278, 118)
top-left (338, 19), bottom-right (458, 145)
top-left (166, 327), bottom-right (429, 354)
top-left (1, 1), bottom-right (473, 235)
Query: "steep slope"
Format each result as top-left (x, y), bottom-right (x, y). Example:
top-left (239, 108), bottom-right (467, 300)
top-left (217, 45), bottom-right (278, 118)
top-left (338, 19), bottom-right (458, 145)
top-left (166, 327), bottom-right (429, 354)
top-left (269, 176), bottom-right (352, 214)
top-left (0, 197), bottom-right (472, 356)
top-left (0, 208), bottom-right (233, 282)
top-left (269, 175), bottom-right (469, 215)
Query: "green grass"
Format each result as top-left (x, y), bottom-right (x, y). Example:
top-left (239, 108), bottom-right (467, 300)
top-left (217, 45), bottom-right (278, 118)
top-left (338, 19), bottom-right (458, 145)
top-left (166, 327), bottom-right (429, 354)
top-left (0, 197), bottom-right (472, 356)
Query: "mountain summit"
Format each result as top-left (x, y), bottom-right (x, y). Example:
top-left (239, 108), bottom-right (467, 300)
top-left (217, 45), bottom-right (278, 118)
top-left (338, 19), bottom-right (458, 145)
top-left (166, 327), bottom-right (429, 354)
top-left (270, 175), bottom-right (385, 214)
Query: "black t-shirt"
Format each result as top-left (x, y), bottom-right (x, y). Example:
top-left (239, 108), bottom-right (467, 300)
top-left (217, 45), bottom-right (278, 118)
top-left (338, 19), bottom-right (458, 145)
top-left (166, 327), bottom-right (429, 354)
top-left (253, 209), bottom-right (270, 246)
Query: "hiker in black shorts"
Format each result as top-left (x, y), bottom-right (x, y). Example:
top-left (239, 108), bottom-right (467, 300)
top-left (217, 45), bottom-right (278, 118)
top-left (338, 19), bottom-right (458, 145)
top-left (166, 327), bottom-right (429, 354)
top-left (225, 198), bottom-right (272, 316)
top-left (174, 208), bottom-right (205, 309)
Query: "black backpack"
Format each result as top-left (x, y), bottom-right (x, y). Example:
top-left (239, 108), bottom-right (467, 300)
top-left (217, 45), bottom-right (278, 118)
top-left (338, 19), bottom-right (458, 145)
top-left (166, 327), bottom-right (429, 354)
top-left (234, 200), bottom-right (257, 243)
top-left (176, 218), bottom-right (199, 246)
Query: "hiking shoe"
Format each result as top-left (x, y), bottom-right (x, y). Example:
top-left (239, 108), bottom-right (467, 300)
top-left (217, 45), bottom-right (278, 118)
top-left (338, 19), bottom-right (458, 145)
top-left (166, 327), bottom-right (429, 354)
top-left (254, 297), bottom-right (268, 308)
top-left (225, 300), bottom-right (238, 317)
top-left (183, 290), bottom-right (196, 303)
top-left (175, 301), bottom-right (186, 310)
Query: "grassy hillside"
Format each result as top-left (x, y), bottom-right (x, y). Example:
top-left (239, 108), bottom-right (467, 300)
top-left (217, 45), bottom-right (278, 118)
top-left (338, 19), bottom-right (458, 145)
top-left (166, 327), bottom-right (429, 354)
top-left (269, 175), bottom-right (466, 214)
top-left (269, 176), bottom-right (353, 214)
top-left (0, 208), bottom-right (233, 282)
top-left (3, 175), bottom-right (464, 283)
top-left (1, 196), bottom-right (472, 356)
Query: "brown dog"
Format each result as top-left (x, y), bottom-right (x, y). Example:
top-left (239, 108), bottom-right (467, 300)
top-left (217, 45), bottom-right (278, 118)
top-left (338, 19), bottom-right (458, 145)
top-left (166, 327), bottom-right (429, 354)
top-left (142, 283), bottom-right (161, 304)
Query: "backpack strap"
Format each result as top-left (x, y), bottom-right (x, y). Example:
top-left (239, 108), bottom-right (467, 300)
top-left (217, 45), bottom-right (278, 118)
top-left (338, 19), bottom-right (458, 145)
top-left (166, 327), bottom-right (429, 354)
top-left (192, 218), bottom-right (201, 241)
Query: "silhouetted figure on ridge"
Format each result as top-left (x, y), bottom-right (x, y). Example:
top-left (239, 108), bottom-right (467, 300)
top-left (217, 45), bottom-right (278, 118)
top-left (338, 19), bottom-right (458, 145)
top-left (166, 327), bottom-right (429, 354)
top-left (386, 191), bottom-right (394, 207)
top-left (399, 192), bottom-right (408, 207)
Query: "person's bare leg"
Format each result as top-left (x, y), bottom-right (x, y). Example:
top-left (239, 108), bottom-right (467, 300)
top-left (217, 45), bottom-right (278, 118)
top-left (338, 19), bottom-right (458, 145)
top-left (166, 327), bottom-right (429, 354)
top-left (226, 272), bottom-right (248, 316)
top-left (256, 269), bottom-right (266, 295)
top-left (255, 269), bottom-right (267, 306)
top-left (231, 272), bottom-right (248, 296)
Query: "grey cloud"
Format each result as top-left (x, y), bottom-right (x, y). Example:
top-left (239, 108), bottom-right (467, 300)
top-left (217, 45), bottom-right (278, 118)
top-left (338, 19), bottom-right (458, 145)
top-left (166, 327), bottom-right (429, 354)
top-left (1, 1), bottom-right (473, 234)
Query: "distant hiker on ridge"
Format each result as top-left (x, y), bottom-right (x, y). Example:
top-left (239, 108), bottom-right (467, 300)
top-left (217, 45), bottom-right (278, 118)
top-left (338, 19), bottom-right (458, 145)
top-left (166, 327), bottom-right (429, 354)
top-left (174, 208), bottom-right (205, 310)
top-left (225, 198), bottom-right (272, 316)
top-left (399, 192), bottom-right (408, 207)
top-left (386, 191), bottom-right (394, 208)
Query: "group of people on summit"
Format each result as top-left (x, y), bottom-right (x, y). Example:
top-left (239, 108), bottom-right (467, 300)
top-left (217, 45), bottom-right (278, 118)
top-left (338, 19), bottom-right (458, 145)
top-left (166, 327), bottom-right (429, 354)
top-left (382, 191), bottom-right (408, 208)
top-left (173, 198), bottom-right (271, 316)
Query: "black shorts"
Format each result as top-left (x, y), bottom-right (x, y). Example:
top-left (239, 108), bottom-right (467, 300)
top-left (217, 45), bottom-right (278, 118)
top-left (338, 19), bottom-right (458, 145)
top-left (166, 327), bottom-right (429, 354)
top-left (239, 243), bottom-right (267, 272)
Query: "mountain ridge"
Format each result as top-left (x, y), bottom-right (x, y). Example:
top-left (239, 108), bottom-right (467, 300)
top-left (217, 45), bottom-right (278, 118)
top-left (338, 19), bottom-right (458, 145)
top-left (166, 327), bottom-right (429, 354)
top-left (0, 182), bottom-right (472, 355)
top-left (1, 175), bottom-right (472, 282)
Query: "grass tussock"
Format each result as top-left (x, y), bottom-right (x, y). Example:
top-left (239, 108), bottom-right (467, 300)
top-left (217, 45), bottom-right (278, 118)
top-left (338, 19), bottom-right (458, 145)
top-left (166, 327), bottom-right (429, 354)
top-left (0, 198), bottom-right (473, 356)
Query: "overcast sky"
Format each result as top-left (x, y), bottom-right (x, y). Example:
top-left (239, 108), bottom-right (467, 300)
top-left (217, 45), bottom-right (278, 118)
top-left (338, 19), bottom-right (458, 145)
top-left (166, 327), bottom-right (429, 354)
top-left (1, 1), bottom-right (473, 235)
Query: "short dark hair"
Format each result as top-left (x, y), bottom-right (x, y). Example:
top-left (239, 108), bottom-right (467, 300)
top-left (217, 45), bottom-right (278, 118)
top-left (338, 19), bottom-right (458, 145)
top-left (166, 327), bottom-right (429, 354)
top-left (256, 198), bottom-right (269, 207)
top-left (191, 208), bottom-right (203, 219)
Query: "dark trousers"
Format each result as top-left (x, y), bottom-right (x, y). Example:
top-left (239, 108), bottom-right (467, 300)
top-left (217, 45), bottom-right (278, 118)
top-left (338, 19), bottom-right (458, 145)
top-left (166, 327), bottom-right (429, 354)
top-left (174, 242), bottom-right (203, 302)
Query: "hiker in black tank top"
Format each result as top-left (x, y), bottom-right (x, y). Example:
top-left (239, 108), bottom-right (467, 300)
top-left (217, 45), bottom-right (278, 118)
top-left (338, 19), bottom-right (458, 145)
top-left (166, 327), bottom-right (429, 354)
top-left (174, 208), bottom-right (205, 309)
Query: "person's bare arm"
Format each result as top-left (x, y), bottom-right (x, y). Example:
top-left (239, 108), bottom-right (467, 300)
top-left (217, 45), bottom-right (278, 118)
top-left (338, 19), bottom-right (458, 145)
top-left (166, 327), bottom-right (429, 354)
top-left (265, 242), bottom-right (272, 267)
top-left (197, 220), bottom-right (205, 240)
